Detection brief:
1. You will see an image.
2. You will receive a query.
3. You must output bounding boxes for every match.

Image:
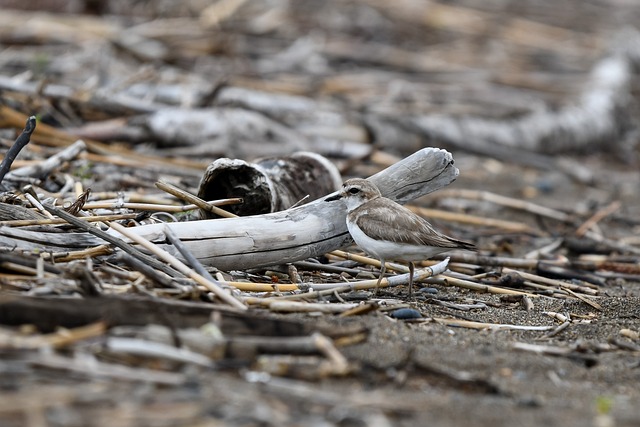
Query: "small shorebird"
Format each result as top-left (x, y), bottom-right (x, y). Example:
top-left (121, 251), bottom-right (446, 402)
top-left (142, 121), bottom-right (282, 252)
top-left (326, 178), bottom-right (475, 296)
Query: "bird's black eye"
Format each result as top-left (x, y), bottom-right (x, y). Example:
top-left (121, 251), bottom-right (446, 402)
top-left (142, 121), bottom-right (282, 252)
top-left (348, 187), bottom-right (360, 194)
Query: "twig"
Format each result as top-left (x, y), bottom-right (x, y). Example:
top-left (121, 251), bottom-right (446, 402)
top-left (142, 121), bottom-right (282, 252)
top-left (268, 301), bottom-right (360, 313)
top-left (330, 250), bottom-right (409, 273)
top-left (115, 252), bottom-right (183, 290)
top-left (242, 259), bottom-right (451, 305)
top-left (41, 203), bottom-right (179, 277)
top-left (0, 115), bottom-right (36, 188)
top-left (511, 342), bottom-right (599, 365)
top-left (0, 321), bottom-right (106, 349)
top-left (43, 245), bottom-right (112, 262)
top-left (163, 225), bottom-right (228, 289)
top-left (104, 337), bottom-right (214, 367)
top-left (0, 213), bottom-right (138, 227)
top-left (430, 275), bottom-right (536, 296)
top-left (312, 332), bottom-right (350, 375)
top-left (409, 206), bottom-right (543, 235)
top-left (29, 353), bottom-right (186, 385)
top-left (431, 252), bottom-right (567, 269)
top-left (434, 189), bottom-right (572, 222)
top-left (107, 221), bottom-right (246, 310)
top-left (310, 257), bottom-right (450, 290)
top-left (431, 317), bottom-right (555, 331)
top-left (543, 320), bottom-right (571, 338)
top-left (4, 140), bottom-right (86, 183)
top-left (156, 180), bottom-right (238, 218)
top-left (502, 268), bottom-right (599, 294)
top-left (223, 281), bottom-right (299, 292)
top-left (575, 201), bottom-right (621, 237)
top-left (81, 199), bottom-right (242, 212)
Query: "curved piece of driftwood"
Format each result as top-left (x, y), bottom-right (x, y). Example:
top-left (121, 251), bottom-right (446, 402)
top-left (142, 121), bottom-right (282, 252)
top-left (111, 147), bottom-right (459, 270)
top-left (197, 152), bottom-right (342, 217)
top-left (0, 148), bottom-right (459, 270)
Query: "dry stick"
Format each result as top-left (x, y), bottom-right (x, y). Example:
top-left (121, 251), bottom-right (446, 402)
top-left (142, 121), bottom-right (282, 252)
top-left (575, 200), bottom-right (621, 237)
top-left (447, 268), bottom-right (594, 302)
top-left (0, 213), bottom-right (138, 227)
top-left (107, 221), bottom-right (246, 310)
top-left (81, 199), bottom-right (242, 212)
top-left (0, 106), bottom-right (206, 172)
top-left (431, 317), bottom-right (555, 331)
top-left (502, 268), bottom-right (599, 293)
top-left (23, 190), bottom-right (55, 219)
top-left (104, 337), bottom-right (213, 368)
top-left (544, 321), bottom-right (572, 338)
top-left (409, 206), bottom-right (543, 235)
top-left (430, 252), bottom-right (567, 269)
top-left (29, 353), bottom-right (185, 385)
top-left (115, 252), bottom-right (182, 290)
top-left (310, 260), bottom-right (450, 290)
top-left (312, 332), bottom-right (350, 375)
top-left (156, 180), bottom-right (239, 218)
top-left (45, 245), bottom-right (112, 262)
top-left (330, 250), bottom-right (409, 273)
top-left (511, 342), bottom-right (600, 365)
top-left (41, 204), bottom-right (178, 277)
top-left (268, 301), bottom-right (360, 313)
top-left (331, 250), bottom-right (533, 296)
top-left (4, 139), bottom-right (86, 183)
top-left (223, 281), bottom-right (299, 292)
top-left (0, 261), bottom-right (55, 277)
top-left (429, 275), bottom-right (536, 296)
top-left (89, 192), bottom-right (189, 205)
top-left (243, 259), bottom-right (451, 305)
top-left (0, 115), bottom-right (36, 188)
top-left (438, 189), bottom-right (640, 255)
top-left (3, 321), bottom-right (107, 349)
top-left (563, 288), bottom-right (603, 311)
top-left (435, 189), bottom-right (572, 222)
top-left (163, 225), bottom-right (228, 289)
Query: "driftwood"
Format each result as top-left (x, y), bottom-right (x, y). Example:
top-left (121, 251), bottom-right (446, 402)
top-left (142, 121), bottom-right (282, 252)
top-left (0, 295), bottom-right (306, 335)
top-left (0, 148), bottom-right (458, 271)
top-left (110, 147), bottom-right (458, 270)
top-left (4, 139), bottom-right (87, 184)
top-left (371, 29), bottom-right (640, 168)
top-left (143, 107), bottom-right (313, 157)
top-left (197, 151), bottom-right (342, 217)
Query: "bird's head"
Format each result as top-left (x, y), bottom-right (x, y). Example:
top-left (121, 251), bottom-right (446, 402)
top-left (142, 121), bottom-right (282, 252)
top-left (325, 178), bottom-right (381, 211)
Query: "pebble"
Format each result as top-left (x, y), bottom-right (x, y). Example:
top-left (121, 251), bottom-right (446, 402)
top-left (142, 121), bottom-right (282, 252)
top-left (419, 287), bottom-right (439, 294)
top-left (389, 308), bottom-right (422, 319)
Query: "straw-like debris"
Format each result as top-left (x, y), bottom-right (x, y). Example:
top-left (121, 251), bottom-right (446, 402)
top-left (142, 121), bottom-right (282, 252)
top-left (1, 1), bottom-right (639, 425)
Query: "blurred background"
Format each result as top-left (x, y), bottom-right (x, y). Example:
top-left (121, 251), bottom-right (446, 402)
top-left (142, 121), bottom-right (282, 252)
top-left (0, 0), bottom-right (638, 212)
top-left (2, 3), bottom-right (640, 426)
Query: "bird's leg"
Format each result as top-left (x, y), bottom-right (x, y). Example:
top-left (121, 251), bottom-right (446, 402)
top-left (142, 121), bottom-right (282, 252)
top-left (408, 262), bottom-right (415, 299)
top-left (375, 259), bottom-right (386, 295)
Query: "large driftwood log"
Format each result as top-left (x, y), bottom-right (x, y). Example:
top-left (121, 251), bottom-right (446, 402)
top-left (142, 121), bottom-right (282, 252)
top-left (0, 148), bottom-right (458, 271)
top-left (111, 147), bottom-right (458, 270)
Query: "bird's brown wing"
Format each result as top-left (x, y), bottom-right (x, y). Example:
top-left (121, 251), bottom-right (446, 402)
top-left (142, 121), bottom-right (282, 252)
top-left (350, 198), bottom-right (475, 250)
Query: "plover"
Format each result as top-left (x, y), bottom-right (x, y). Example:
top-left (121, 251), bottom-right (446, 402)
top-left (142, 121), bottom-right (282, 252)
top-left (326, 178), bottom-right (475, 296)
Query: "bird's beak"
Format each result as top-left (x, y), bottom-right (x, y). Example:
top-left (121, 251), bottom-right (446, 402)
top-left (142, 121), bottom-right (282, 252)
top-left (325, 193), bottom-right (343, 202)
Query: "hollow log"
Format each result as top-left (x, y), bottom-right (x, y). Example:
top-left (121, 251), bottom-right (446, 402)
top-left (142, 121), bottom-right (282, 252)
top-left (0, 148), bottom-right (459, 271)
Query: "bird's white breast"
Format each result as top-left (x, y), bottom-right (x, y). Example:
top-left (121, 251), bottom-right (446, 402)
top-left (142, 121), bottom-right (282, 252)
top-left (346, 218), bottom-right (449, 262)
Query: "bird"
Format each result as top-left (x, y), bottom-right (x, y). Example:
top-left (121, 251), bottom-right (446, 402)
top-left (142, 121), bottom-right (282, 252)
top-left (325, 178), bottom-right (475, 297)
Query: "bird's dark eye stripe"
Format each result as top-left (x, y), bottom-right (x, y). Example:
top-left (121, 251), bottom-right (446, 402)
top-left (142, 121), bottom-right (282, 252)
top-left (348, 187), bottom-right (360, 194)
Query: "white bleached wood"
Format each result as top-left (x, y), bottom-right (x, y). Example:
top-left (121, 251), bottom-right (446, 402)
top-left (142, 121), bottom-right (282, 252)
top-left (109, 147), bottom-right (459, 270)
top-left (0, 148), bottom-right (459, 270)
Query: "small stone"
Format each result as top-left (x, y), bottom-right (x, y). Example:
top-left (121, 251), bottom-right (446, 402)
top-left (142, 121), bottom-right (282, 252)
top-left (420, 287), bottom-right (438, 294)
top-left (389, 308), bottom-right (422, 319)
